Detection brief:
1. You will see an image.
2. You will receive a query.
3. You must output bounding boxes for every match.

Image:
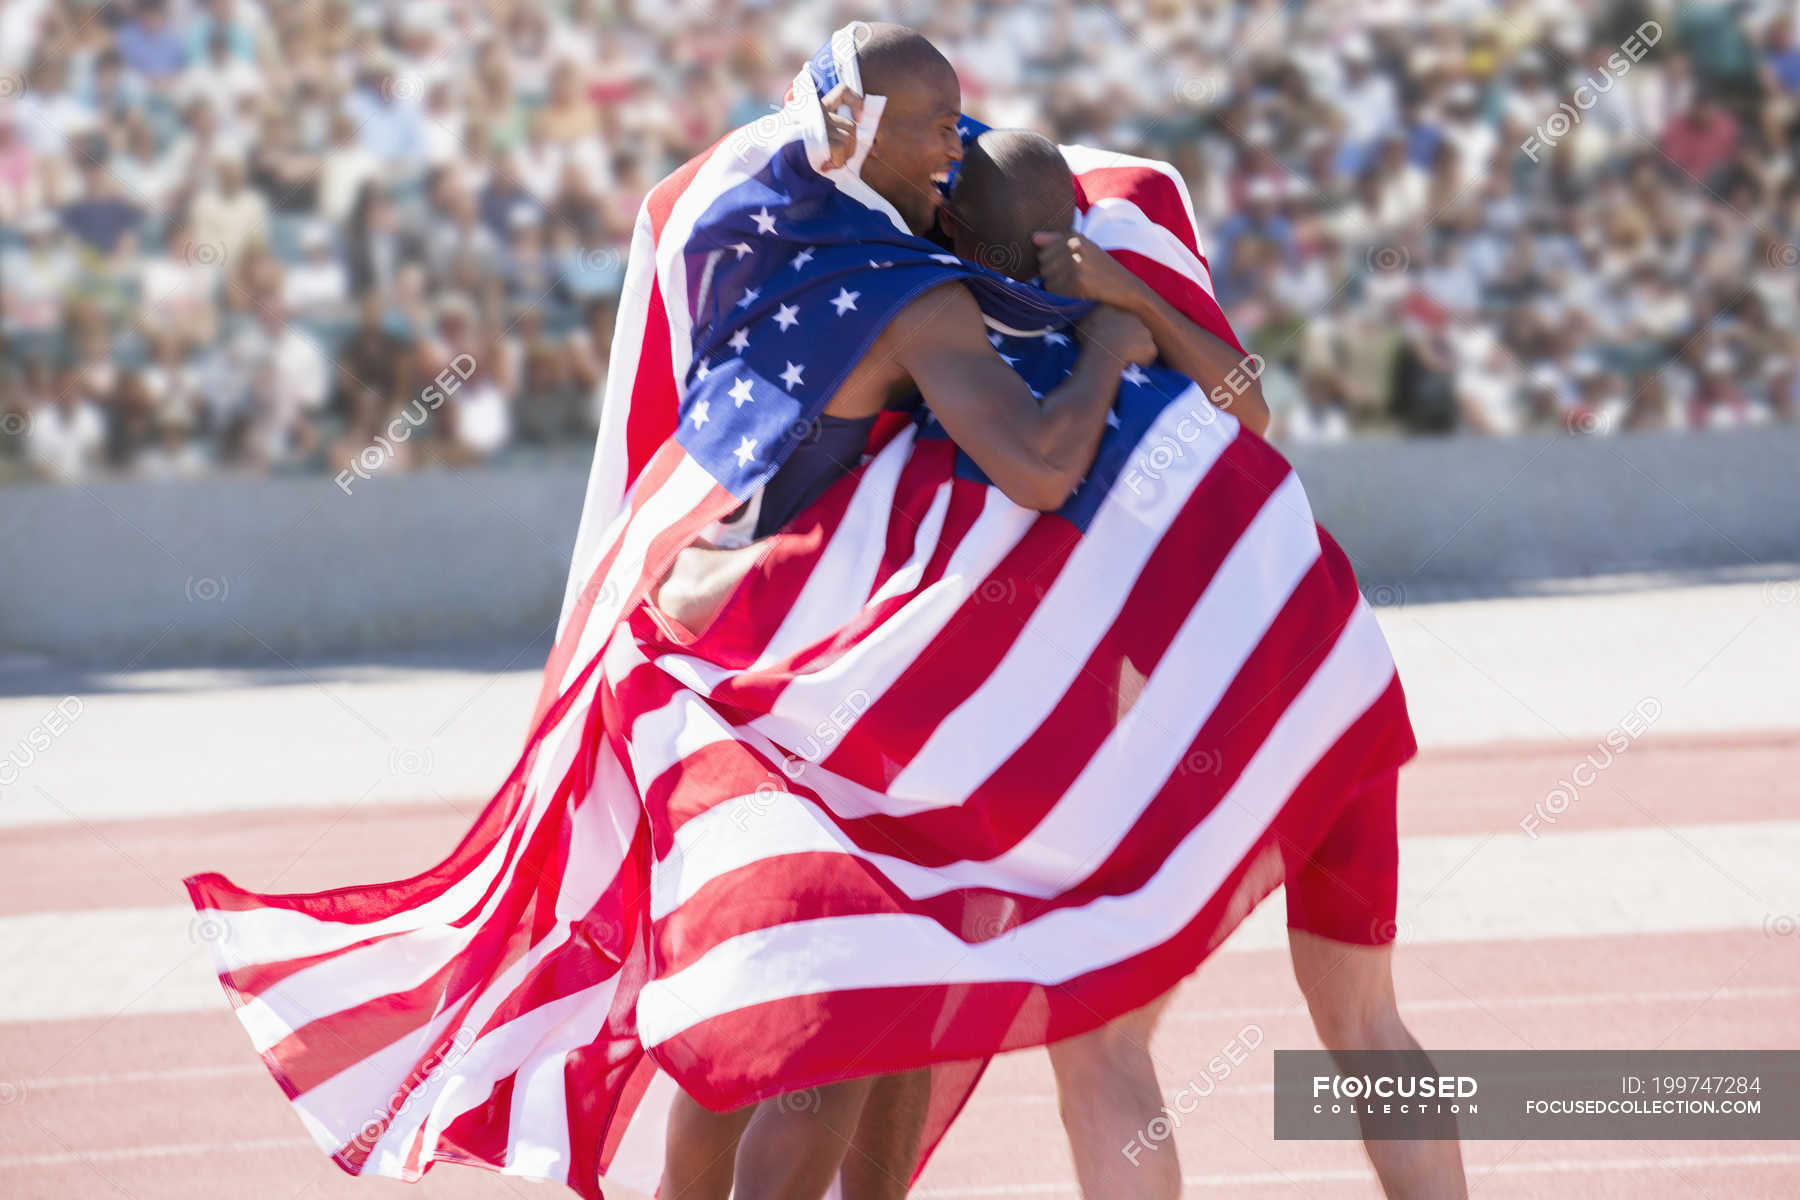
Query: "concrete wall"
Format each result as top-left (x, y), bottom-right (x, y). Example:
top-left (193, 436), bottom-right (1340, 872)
top-left (4, 429), bottom-right (1797, 668)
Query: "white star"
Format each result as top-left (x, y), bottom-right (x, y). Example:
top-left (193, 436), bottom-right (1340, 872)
top-left (736, 287), bottom-right (761, 309)
top-left (731, 242), bottom-right (753, 259)
top-left (727, 328), bottom-right (750, 353)
top-left (774, 302), bottom-right (800, 331)
top-left (1044, 331), bottom-right (1069, 346)
top-left (780, 361), bottom-right (805, 391)
top-left (694, 358), bottom-right (712, 380)
top-left (830, 288), bottom-right (860, 316)
top-left (791, 247), bottom-right (815, 271)
top-left (1122, 363), bottom-right (1149, 386)
top-left (751, 207), bottom-right (776, 234)
top-left (930, 253), bottom-right (960, 265)
top-left (729, 377), bottom-right (755, 407)
top-left (988, 332), bottom-right (1004, 346)
top-left (868, 258), bottom-right (892, 269)
top-left (1106, 408), bottom-right (1121, 428)
top-left (1028, 386), bottom-right (1044, 399)
top-left (998, 353), bottom-right (1019, 366)
top-left (691, 398), bottom-right (711, 427)
top-left (733, 435), bottom-right (758, 467)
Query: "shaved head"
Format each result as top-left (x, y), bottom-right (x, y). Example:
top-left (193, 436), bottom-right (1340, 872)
top-left (945, 129), bottom-right (1076, 281)
top-left (856, 22), bottom-right (956, 98)
top-left (849, 23), bottom-right (964, 234)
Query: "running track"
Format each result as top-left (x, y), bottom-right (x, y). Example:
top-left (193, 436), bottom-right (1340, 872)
top-left (2, 579), bottom-right (1797, 1198)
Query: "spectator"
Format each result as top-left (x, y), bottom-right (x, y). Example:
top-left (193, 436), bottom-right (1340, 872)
top-left (188, 153), bottom-right (267, 261)
top-left (114, 0), bottom-right (189, 83)
top-left (59, 149), bottom-right (145, 255)
top-left (281, 223), bottom-right (350, 317)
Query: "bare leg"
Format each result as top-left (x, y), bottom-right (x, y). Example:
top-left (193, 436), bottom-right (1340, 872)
top-left (734, 1078), bottom-right (878, 1200)
top-left (662, 1088), bottom-right (754, 1200)
top-left (1288, 929), bottom-right (1468, 1199)
top-left (840, 1068), bottom-right (931, 1199)
top-left (1046, 994), bottom-right (1178, 1200)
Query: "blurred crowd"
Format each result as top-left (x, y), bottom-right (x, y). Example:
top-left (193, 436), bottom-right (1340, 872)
top-left (2, 0), bottom-right (1799, 484)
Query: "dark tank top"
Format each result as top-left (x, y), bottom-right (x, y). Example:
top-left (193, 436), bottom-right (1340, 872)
top-left (745, 411), bottom-right (879, 538)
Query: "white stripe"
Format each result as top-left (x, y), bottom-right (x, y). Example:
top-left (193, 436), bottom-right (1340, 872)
top-left (560, 208), bottom-right (658, 629)
top-left (355, 742), bottom-right (638, 1174)
top-left (557, 454), bottom-right (725, 700)
top-left (203, 671), bottom-right (604, 1053)
top-left (651, 470), bottom-right (1321, 913)
top-left (635, 604), bottom-right (1399, 1046)
top-left (11, 820), bottom-right (1800, 1024)
top-left (913, 1154), bottom-right (1800, 1197)
top-left (889, 397), bottom-right (1234, 805)
top-left (1059, 142), bottom-right (1206, 255)
top-left (751, 423), bottom-right (916, 668)
top-left (599, 1068), bottom-right (680, 1193)
top-left (1078, 196), bottom-right (1218, 298)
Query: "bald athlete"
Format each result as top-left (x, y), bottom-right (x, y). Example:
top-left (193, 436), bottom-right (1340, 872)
top-left (656, 26), bottom-right (1155, 1200)
top-left (940, 127), bottom-right (1270, 436)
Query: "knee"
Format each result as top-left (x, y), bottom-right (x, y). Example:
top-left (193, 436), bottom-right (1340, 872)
top-left (1309, 998), bottom-right (1414, 1055)
top-left (1049, 1019), bottom-right (1156, 1093)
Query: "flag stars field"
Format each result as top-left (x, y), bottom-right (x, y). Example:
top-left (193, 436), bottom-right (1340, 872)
top-left (780, 361), bottom-right (806, 391)
top-left (751, 207), bottom-right (777, 234)
top-left (729, 378), bottom-right (755, 407)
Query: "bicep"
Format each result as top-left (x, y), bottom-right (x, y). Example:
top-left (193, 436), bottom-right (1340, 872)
top-left (893, 286), bottom-right (1064, 506)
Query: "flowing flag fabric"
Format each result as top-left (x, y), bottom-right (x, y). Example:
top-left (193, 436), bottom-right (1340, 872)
top-left (185, 25), bottom-right (1416, 1199)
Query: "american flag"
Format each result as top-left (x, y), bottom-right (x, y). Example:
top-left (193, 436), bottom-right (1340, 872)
top-left (185, 26), bottom-right (1416, 1198)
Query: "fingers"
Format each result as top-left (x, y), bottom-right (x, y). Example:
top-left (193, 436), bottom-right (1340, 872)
top-left (820, 82), bottom-right (864, 119)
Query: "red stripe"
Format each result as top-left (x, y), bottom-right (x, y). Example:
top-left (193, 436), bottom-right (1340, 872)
top-left (648, 553), bottom-right (1372, 975)
top-left (1110, 247), bottom-right (1245, 356)
top-left (1075, 162), bottom-right (1199, 257)
top-left (812, 515), bottom-right (1081, 791)
top-left (826, 430), bottom-right (1285, 862)
top-left (655, 674), bottom-right (1411, 1118)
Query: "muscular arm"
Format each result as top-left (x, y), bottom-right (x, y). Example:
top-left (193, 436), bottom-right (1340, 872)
top-left (887, 283), bottom-right (1141, 511)
top-left (1119, 280), bottom-right (1271, 436)
top-left (1037, 232), bottom-right (1272, 436)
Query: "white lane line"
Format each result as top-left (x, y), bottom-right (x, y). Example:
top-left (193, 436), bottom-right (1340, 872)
top-left (21, 983), bottom-right (1796, 1099)
top-left (0, 1136), bottom-right (316, 1169)
top-left (2, 821), bottom-right (1797, 1024)
top-left (16, 1063), bottom-right (266, 1091)
top-left (914, 1153), bottom-right (1800, 1196)
top-left (1161, 984), bottom-right (1800, 1025)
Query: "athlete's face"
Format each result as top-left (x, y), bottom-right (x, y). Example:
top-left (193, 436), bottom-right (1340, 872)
top-left (861, 66), bottom-right (964, 235)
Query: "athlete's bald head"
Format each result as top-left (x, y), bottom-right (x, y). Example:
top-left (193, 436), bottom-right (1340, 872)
top-left (855, 22), bottom-right (956, 97)
top-left (945, 128), bottom-right (1076, 282)
top-left (850, 24), bottom-right (964, 234)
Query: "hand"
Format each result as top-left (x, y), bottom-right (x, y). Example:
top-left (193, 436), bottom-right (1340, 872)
top-left (1034, 231), bottom-right (1145, 309)
top-left (820, 82), bottom-right (864, 170)
top-left (1077, 305), bottom-right (1157, 368)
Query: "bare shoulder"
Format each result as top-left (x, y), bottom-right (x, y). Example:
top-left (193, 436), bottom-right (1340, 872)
top-left (826, 281), bottom-right (981, 416)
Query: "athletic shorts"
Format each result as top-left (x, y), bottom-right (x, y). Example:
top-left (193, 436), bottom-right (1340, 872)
top-left (1281, 766), bottom-right (1401, 946)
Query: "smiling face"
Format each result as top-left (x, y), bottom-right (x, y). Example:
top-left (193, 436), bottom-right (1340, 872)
top-left (857, 49), bottom-right (964, 234)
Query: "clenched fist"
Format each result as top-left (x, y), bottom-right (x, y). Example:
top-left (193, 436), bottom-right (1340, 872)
top-left (1034, 231), bottom-right (1147, 309)
top-left (1076, 305), bottom-right (1157, 368)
